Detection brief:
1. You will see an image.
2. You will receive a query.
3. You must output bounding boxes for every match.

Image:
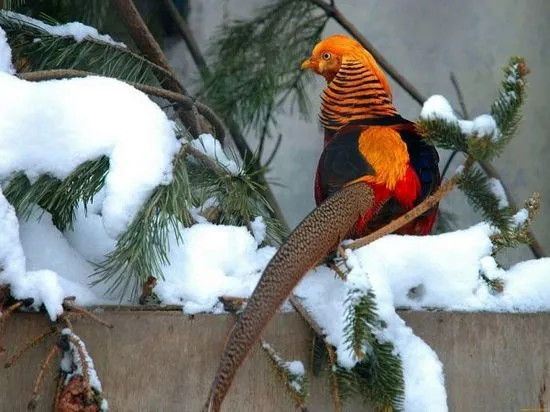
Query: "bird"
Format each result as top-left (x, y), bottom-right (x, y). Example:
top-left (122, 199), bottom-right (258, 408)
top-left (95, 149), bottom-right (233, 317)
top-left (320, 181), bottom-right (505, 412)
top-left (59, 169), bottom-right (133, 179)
top-left (202, 34), bottom-right (440, 412)
top-left (304, 34), bottom-right (440, 236)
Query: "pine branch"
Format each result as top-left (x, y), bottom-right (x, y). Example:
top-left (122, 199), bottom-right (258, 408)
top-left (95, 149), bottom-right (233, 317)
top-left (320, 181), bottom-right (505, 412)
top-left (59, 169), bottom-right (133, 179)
top-left (491, 192), bottom-right (542, 252)
top-left (342, 288), bottom-right (404, 411)
top-left (457, 167), bottom-right (514, 231)
top-left (0, 11), bottom-right (178, 87)
top-left (162, 3), bottom-right (292, 234)
top-left (201, 0), bottom-right (327, 134)
top-left (342, 288), bottom-right (379, 362)
top-left (110, 0), bottom-right (201, 137)
top-left (261, 340), bottom-right (308, 409)
top-left (110, 0), bottom-right (183, 92)
top-left (92, 146), bottom-right (194, 297)
top-left (2, 0), bottom-right (110, 28)
top-left (18, 69), bottom-right (226, 141)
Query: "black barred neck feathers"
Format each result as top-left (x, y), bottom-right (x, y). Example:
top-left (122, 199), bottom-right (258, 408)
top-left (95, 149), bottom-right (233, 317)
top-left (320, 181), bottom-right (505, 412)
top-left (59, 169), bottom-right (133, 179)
top-left (319, 58), bottom-right (399, 132)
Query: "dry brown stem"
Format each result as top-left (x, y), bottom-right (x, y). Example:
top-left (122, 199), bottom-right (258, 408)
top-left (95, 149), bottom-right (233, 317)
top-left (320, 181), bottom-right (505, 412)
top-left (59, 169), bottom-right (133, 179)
top-left (28, 344), bottom-right (59, 411)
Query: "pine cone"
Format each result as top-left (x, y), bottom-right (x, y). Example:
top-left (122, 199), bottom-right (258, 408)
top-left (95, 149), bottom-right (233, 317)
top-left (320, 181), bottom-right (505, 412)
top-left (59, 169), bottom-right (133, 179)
top-left (57, 376), bottom-right (100, 412)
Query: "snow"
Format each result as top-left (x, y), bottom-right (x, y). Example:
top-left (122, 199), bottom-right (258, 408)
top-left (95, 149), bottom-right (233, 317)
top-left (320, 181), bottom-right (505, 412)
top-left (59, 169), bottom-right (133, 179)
top-left (154, 222), bottom-right (276, 314)
top-left (2, 11), bottom-right (125, 47)
top-left (420, 95), bottom-right (500, 141)
top-left (250, 216), bottom-right (266, 244)
top-left (0, 26), bottom-right (14, 74)
top-left (459, 114), bottom-right (500, 142)
top-left (420, 95), bottom-right (456, 122)
top-left (189, 196), bottom-right (218, 224)
top-left (295, 216), bottom-right (550, 411)
top-left (488, 178), bottom-right (509, 208)
top-left (0, 73), bottom-right (181, 238)
top-left (190, 134), bottom-right (242, 175)
top-left (285, 360), bottom-right (305, 376)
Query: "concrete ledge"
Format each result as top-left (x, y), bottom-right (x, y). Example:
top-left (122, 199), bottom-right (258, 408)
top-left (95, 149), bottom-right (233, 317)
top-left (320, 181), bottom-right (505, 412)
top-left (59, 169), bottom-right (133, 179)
top-left (1, 310), bottom-right (549, 411)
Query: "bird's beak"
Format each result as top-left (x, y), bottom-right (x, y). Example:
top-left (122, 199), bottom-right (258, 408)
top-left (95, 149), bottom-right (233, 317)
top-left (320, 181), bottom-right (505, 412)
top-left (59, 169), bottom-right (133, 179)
top-left (301, 58), bottom-right (312, 70)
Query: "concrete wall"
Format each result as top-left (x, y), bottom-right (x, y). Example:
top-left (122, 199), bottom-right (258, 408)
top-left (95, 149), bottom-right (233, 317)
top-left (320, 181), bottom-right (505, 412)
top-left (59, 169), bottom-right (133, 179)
top-left (164, 0), bottom-right (550, 266)
top-left (2, 311), bottom-right (549, 411)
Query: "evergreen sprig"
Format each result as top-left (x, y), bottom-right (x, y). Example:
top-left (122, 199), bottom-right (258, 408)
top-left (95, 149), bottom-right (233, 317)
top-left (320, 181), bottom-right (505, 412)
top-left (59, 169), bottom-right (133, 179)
top-left (3, 156), bottom-right (108, 231)
top-left (201, 0), bottom-right (328, 137)
top-left (261, 341), bottom-right (309, 408)
top-left (457, 167), bottom-right (514, 231)
top-left (186, 147), bottom-right (285, 245)
top-left (2, 0), bottom-right (110, 29)
top-left (419, 57), bottom-right (530, 233)
top-left (92, 146), bottom-right (194, 297)
top-left (0, 11), bottom-right (174, 87)
top-left (340, 288), bottom-right (404, 411)
top-left (491, 192), bottom-right (541, 252)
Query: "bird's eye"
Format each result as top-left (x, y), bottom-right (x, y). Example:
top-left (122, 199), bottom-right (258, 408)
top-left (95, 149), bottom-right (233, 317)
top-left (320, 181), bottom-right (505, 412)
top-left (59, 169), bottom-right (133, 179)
top-left (322, 52), bottom-right (331, 61)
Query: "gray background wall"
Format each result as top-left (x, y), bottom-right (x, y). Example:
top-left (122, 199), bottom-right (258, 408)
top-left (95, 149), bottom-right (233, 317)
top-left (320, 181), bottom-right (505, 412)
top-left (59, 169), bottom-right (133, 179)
top-left (165, 0), bottom-right (550, 265)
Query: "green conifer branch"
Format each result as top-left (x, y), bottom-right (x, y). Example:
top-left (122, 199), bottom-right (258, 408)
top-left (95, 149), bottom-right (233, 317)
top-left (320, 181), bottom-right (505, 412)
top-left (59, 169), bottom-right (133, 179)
top-left (457, 167), bottom-right (514, 231)
top-left (3, 173), bottom-right (60, 220)
top-left (2, 0), bottom-right (110, 28)
top-left (201, 0), bottom-right (328, 136)
top-left (0, 11), bottom-right (177, 87)
top-left (3, 156), bottom-right (109, 231)
top-left (261, 340), bottom-right (309, 409)
top-left (341, 288), bottom-right (404, 411)
top-left (491, 192), bottom-right (541, 252)
top-left (91, 145), bottom-right (194, 297)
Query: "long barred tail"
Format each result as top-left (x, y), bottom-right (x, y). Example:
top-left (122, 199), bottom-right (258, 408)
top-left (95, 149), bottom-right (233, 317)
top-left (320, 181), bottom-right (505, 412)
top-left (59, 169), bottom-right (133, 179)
top-left (202, 182), bottom-right (375, 412)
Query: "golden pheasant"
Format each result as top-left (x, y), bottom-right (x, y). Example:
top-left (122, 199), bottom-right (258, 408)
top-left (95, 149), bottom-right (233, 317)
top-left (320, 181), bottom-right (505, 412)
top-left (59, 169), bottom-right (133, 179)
top-left (203, 34), bottom-right (440, 412)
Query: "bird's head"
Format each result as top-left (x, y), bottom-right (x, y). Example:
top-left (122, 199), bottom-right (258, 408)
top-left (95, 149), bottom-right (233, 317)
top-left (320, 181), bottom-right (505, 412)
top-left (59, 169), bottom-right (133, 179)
top-left (301, 34), bottom-right (392, 98)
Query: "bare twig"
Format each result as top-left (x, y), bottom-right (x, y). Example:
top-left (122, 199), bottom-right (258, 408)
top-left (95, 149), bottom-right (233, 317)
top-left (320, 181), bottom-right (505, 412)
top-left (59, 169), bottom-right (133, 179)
top-left (28, 344), bottom-right (59, 411)
top-left (63, 300), bottom-right (114, 329)
top-left (263, 133), bottom-right (283, 168)
top-left (161, 0), bottom-right (210, 77)
top-left (450, 72), bottom-right (469, 119)
top-left (4, 326), bottom-right (57, 369)
top-left (326, 343), bottom-right (343, 412)
top-left (288, 296), bottom-right (325, 338)
top-left (17, 69), bottom-right (226, 141)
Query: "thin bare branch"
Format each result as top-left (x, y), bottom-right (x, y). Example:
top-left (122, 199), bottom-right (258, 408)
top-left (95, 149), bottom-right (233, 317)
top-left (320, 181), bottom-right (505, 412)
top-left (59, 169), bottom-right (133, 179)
top-left (289, 296), bottom-right (325, 337)
top-left (28, 344), bottom-right (59, 411)
top-left (4, 326), bottom-right (57, 369)
top-left (63, 300), bottom-right (114, 329)
top-left (17, 69), bottom-right (226, 141)
top-left (450, 72), bottom-right (469, 119)
top-left (161, 0), bottom-right (210, 77)
top-left (264, 133), bottom-right (283, 168)
top-left (348, 157), bottom-right (474, 251)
